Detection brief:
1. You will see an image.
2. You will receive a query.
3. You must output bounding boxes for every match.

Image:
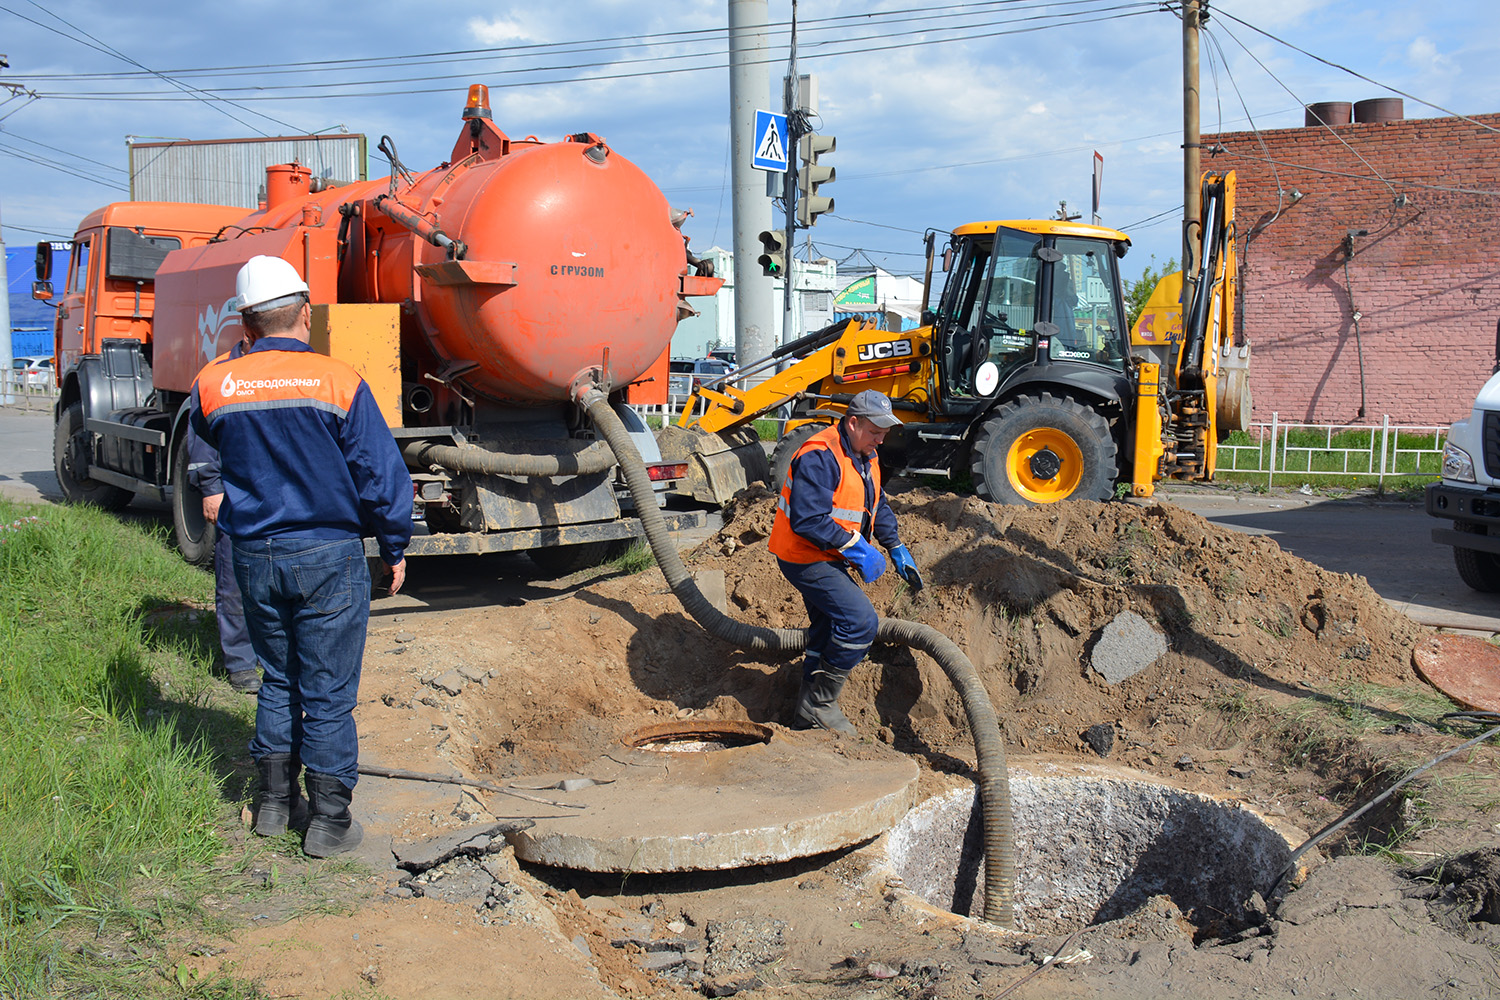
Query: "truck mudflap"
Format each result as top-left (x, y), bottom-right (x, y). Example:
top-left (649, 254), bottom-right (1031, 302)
top-left (372, 509), bottom-right (709, 558)
top-left (1426, 482), bottom-right (1500, 555)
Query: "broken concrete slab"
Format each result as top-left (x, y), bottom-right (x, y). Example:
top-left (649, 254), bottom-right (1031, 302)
top-left (429, 670), bottom-right (465, 696)
top-left (1090, 611), bottom-right (1168, 684)
top-left (393, 819), bottom-right (535, 872)
top-left (506, 725), bottom-right (917, 873)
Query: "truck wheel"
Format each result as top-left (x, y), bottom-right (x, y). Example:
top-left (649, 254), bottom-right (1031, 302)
top-left (529, 541), bottom-right (610, 577)
top-left (1453, 524), bottom-right (1500, 592)
top-left (54, 402), bottom-right (133, 510)
top-left (769, 421), bottom-right (832, 492)
top-left (171, 439), bottom-right (216, 567)
top-left (970, 393), bottom-right (1117, 505)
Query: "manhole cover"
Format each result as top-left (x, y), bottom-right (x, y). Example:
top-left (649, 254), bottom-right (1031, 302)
top-left (1414, 634), bottom-right (1500, 712)
top-left (624, 720), bottom-right (772, 752)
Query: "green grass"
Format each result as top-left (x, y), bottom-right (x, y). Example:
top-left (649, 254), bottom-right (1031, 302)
top-left (607, 540), bottom-right (656, 574)
top-left (0, 497), bottom-right (262, 996)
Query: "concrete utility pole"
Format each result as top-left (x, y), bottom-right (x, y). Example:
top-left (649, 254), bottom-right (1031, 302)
top-left (0, 199), bottom-right (13, 404)
top-left (1182, 0), bottom-right (1202, 277)
top-left (727, 0), bottom-right (775, 367)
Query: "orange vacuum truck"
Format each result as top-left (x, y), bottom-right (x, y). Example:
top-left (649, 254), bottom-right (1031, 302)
top-left (33, 85), bottom-right (722, 573)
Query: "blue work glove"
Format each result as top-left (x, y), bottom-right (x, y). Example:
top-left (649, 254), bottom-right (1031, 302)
top-left (842, 534), bottom-right (886, 583)
top-left (890, 544), bottom-right (924, 592)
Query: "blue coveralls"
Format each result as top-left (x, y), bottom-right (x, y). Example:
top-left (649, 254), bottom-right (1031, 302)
top-left (776, 421), bottom-right (901, 679)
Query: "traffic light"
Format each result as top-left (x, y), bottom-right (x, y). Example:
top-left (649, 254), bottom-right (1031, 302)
top-left (757, 229), bottom-right (786, 278)
top-left (796, 133), bottom-right (835, 227)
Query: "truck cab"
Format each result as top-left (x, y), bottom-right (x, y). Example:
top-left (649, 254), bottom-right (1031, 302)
top-left (1426, 370), bottom-right (1500, 590)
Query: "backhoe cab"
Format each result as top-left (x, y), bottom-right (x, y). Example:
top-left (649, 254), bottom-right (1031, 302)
top-left (659, 172), bottom-right (1244, 507)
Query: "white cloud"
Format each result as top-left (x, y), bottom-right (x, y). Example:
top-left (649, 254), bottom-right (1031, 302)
top-left (468, 17), bottom-right (534, 45)
top-left (1406, 36), bottom-right (1452, 73)
top-left (1027, 102), bottom-right (1048, 115)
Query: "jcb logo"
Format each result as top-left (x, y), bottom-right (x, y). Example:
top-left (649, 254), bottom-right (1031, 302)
top-left (856, 339), bottom-right (913, 362)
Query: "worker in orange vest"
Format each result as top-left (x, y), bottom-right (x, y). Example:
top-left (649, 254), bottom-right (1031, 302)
top-left (768, 390), bottom-right (923, 734)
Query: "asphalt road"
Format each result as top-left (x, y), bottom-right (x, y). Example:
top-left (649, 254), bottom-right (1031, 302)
top-left (4, 405), bottom-right (1495, 629)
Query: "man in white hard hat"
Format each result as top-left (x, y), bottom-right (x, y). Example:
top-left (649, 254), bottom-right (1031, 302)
top-left (767, 390), bottom-right (924, 734)
top-left (191, 255), bottom-right (413, 858)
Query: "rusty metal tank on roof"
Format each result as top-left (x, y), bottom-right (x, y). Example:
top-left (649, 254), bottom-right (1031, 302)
top-left (1354, 98), bottom-right (1404, 123)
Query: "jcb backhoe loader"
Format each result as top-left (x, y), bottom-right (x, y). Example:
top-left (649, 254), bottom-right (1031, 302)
top-left (657, 172), bottom-right (1249, 506)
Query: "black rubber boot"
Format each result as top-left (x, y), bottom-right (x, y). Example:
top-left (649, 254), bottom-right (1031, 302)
top-left (792, 668), bottom-right (858, 735)
top-left (252, 753), bottom-right (307, 836)
top-left (303, 771), bottom-right (364, 858)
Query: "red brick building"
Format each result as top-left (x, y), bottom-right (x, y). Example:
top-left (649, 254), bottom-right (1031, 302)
top-left (1202, 106), bottom-right (1500, 426)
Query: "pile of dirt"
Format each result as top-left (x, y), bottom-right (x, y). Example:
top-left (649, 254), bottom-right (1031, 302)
top-left (670, 484), bottom-right (1426, 757)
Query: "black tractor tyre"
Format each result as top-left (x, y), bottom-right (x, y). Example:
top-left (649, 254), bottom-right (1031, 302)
top-left (54, 401), bottom-right (133, 511)
top-left (171, 438), bottom-right (216, 567)
top-left (1452, 524), bottom-right (1500, 592)
top-left (769, 421), bottom-right (832, 492)
top-left (970, 393), bottom-right (1118, 506)
top-left (528, 541), bottom-right (611, 578)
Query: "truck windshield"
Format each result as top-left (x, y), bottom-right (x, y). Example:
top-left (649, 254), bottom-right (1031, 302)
top-left (66, 238), bottom-right (91, 296)
top-left (941, 229), bottom-right (1041, 396)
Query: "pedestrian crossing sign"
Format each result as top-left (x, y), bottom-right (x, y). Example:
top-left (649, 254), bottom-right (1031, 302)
top-left (752, 110), bottom-right (789, 172)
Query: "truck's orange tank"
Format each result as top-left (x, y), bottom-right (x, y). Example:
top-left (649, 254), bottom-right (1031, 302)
top-left (184, 98), bottom-right (703, 406)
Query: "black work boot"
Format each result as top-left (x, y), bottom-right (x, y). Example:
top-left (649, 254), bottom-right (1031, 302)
top-left (252, 753), bottom-right (307, 836)
top-left (303, 771), bottom-right (364, 858)
top-left (792, 668), bottom-right (858, 735)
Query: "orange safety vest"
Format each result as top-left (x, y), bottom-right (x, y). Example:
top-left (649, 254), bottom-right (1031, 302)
top-left (768, 423), bottom-right (882, 564)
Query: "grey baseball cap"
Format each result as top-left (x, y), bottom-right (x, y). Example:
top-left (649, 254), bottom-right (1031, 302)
top-left (846, 389), bottom-right (901, 428)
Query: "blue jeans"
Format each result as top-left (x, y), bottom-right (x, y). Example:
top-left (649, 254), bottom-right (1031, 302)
top-left (777, 558), bottom-right (879, 675)
top-left (234, 536), bottom-right (370, 787)
top-left (214, 529), bottom-right (257, 676)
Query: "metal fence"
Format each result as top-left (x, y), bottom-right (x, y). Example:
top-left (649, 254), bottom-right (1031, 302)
top-left (0, 370), bottom-right (59, 413)
top-left (1216, 413), bottom-right (1447, 487)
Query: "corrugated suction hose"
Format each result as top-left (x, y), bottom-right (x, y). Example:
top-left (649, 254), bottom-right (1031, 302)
top-left (578, 388), bottom-right (1015, 926)
top-left (404, 438), bottom-right (617, 478)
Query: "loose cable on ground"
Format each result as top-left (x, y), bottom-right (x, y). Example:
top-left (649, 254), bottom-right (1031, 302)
top-left (1270, 719), bottom-right (1500, 893)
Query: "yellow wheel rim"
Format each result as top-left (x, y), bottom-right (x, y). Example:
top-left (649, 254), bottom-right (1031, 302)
top-left (1006, 427), bottom-right (1084, 503)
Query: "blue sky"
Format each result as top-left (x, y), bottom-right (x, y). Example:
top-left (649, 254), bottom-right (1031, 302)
top-left (3, 1), bottom-right (1497, 285)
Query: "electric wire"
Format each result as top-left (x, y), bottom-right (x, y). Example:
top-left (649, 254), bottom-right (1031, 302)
top-left (0, 143), bottom-right (129, 189)
top-left (0, 128), bottom-right (127, 174)
top-left (19, 5), bottom-right (1159, 102)
top-left (1209, 16), bottom-right (1399, 205)
top-left (13, 0), bottom-right (1152, 83)
top-left (1200, 27), bottom-right (1283, 235)
top-left (1213, 7), bottom-right (1500, 136)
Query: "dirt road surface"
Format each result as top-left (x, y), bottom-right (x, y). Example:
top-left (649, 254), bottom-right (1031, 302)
top-left (6, 406), bottom-right (1500, 998)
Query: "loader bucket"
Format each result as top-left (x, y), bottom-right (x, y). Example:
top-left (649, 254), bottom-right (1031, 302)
top-left (1216, 342), bottom-right (1252, 437)
top-left (655, 424), bottom-right (770, 505)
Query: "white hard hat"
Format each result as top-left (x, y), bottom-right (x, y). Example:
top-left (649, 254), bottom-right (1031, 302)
top-left (233, 255), bottom-right (309, 313)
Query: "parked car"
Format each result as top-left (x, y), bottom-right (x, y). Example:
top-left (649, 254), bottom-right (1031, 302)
top-left (669, 357), bottom-right (732, 398)
top-left (10, 355), bottom-right (53, 388)
top-left (22, 356), bottom-right (53, 387)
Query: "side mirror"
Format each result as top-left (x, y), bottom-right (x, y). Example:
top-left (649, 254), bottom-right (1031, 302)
top-left (34, 241), bottom-right (52, 281)
top-left (941, 248), bottom-right (954, 273)
top-left (32, 280), bottom-right (54, 301)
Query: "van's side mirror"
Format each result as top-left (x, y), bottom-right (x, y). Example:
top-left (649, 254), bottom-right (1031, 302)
top-left (31, 280), bottom-right (53, 301)
top-left (34, 242), bottom-right (52, 281)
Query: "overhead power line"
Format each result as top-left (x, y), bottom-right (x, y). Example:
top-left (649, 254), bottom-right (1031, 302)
top-left (1213, 8), bottom-right (1500, 136)
top-left (18, 3), bottom-right (1158, 102)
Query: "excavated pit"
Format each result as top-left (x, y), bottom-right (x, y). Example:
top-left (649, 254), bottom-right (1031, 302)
top-left (883, 767), bottom-right (1301, 938)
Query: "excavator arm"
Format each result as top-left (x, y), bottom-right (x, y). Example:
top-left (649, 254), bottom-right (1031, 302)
top-left (655, 318), bottom-right (936, 504)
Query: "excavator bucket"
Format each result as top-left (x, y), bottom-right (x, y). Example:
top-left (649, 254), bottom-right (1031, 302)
top-left (655, 424), bottom-right (770, 505)
top-left (1216, 341), bottom-right (1252, 437)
